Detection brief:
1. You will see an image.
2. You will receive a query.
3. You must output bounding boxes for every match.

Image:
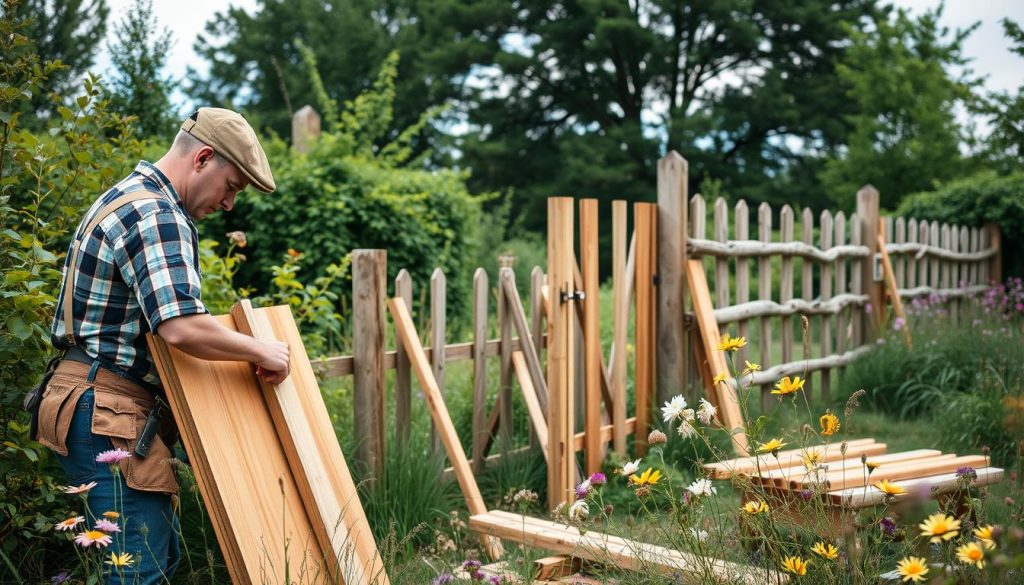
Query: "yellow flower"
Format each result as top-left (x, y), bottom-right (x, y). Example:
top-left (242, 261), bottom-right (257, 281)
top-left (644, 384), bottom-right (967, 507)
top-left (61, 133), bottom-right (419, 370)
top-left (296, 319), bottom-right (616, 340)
top-left (105, 552), bottom-right (134, 568)
top-left (742, 500), bottom-right (769, 515)
top-left (102, 511), bottom-right (120, 520)
top-left (872, 480), bottom-right (907, 497)
top-left (802, 449), bottom-right (823, 470)
top-left (895, 557), bottom-right (929, 582)
top-left (865, 461), bottom-right (881, 473)
top-left (742, 360), bottom-right (761, 375)
top-left (628, 468), bottom-right (662, 487)
top-left (772, 375), bottom-right (805, 396)
top-left (919, 512), bottom-right (961, 543)
top-left (974, 525), bottom-right (996, 550)
top-left (956, 542), bottom-right (985, 569)
top-left (757, 438), bottom-right (787, 454)
top-left (287, 248), bottom-right (301, 257)
top-left (819, 412), bottom-right (840, 436)
top-left (713, 371), bottom-right (728, 385)
top-left (781, 556), bottom-right (808, 576)
top-left (811, 542), bottom-right (839, 560)
top-left (716, 334), bottom-right (747, 352)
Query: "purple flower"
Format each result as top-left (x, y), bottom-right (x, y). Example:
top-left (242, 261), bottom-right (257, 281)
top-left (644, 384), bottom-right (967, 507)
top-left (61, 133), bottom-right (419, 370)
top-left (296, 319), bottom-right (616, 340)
top-left (865, 303), bottom-right (873, 314)
top-left (489, 577), bottom-right (504, 585)
top-left (95, 449), bottom-right (131, 464)
top-left (880, 516), bottom-right (897, 536)
top-left (589, 472), bottom-right (607, 486)
top-left (51, 573), bottom-right (70, 584)
top-left (94, 519), bottom-right (120, 533)
top-left (956, 466), bottom-right (978, 483)
top-left (799, 489), bottom-right (813, 501)
top-left (892, 317), bottom-right (905, 331)
top-left (432, 574), bottom-right (454, 585)
top-left (462, 559), bottom-right (481, 572)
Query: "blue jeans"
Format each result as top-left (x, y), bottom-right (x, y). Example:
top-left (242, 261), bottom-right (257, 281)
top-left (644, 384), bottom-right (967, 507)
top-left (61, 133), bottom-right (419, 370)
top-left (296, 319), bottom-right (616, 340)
top-left (56, 388), bottom-right (181, 584)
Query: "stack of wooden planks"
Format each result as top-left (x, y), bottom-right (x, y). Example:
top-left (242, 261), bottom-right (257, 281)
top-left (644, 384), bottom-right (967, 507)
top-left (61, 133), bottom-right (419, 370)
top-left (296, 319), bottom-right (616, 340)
top-left (704, 437), bottom-right (1003, 510)
top-left (148, 302), bottom-right (388, 585)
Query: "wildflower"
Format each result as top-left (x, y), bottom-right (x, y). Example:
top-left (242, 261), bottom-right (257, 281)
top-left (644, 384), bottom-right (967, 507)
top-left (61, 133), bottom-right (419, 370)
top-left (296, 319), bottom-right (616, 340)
top-left (63, 481), bottom-right (97, 495)
top-left (686, 478), bottom-right (716, 497)
top-left (621, 459), bottom-right (641, 476)
top-left (956, 466), bottom-right (978, 485)
top-left (677, 417), bottom-right (698, 439)
top-left (50, 573), bottom-right (70, 584)
top-left (568, 500), bottom-right (589, 521)
top-left (713, 371), bottom-right (728, 385)
top-left (772, 376), bottom-right (805, 396)
top-left (893, 317), bottom-right (905, 331)
top-left (696, 398), bottom-right (717, 425)
top-left (432, 574), bottom-right (455, 585)
top-left (105, 552), bottom-right (134, 568)
top-left (648, 429), bottom-right (667, 445)
top-left (589, 472), bottom-right (607, 486)
top-left (287, 248), bottom-right (301, 257)
top-left (94, 519), bottom-right (120, 533)
top-left (895, 557), bottom-right (928, 582)
top-left (865, 302), bottom-right (873, 314)
top-left (95, 449), bottom-right (132, 464)
top-left (661, 395), bottom-right (688, 423)
top-left (102, 511), bottom-right (120, 520)
top-left (872, 480), bottom-right (906, 497)
top-left (802, 449), bottom-right (823, 470)
top-left (865, 461), bottom-right (881, 473)
top-left (716, 334), bottom-right (746, 352)
top-left (919, 512), bottom-right (961, 543)
top-left (226, 231), bottom-right (247, 248)
top-left (742, 360), bottom-right (761, 375)
top-left (757, 438), bottom-right (787, 455)
top-left (689, 528), bottom-right (709, 542)
top-left (742, 500), bottom-right (769, 515)
top-left (974, 525), bottom-right (997, 550)
top-left (575, 479), bottom-right (592, 499)
top-left (819, 412), bottom-right (840, 436)
top-left (780, 556), bottom-right (808, 576)
top-left (512, 489), bottom-right (539, 507)
top-left (956, 542), bottom-right (985, 569)
top-left (635, 485), bottom-right (651, 499)
top-left (54, 516), bottom-right (85, 531)
top-left (462, 560), bottom-right (482, 572)
top-left (799, 489), bottom-right (814, 501)
top-left (74, 530), bottom-right (113, 548)
top-left (629, 468), bottom-right (662, 487)
top-left (488, 577), bottom-right (503, 585)
top-left (811, 542), bottom-right (839, 560)
top-left (880, 517), bottom-right (897, 536)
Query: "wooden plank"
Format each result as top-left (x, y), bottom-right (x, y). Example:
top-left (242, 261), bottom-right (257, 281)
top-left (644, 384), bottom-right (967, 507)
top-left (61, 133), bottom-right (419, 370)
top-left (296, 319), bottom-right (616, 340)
top-left (736, 200), bottom-right (752, 369)
top-left (394, 269), bottom-right (412, 446)
top-left (685, 259), bottom-right (748, 454)
top-left (656, 151), bottom-right (688, 408)
top-left (431, 268), bottom-right (447, 453)
top-left (780, 205), bottom-right (795, 366)
top-left (906, 219), bottom-right (919, 290)
top-left (580, 198), bottom-right (601, 476)
top-left (801, 207), bottom-right (814, 363)
top-left (857, 186), bottom-right (882, 338)
top-left (782, 449), bottom-right (944, 490)
top-left (830, 467), bottom-right (1004, 507)
top-left (531, 267), bottom-right (545, 359)
top-left (819, 211), bottom-right (834, 402)
top-left (501, 269), bottom-right (549, 410)
top-left (959, 225), bottom-right (970, 314)
top-left (918, 221), bottom-right (930, 289)
top-left (714, 197), bottom-right (730, 311)
top-left (895, 217), bottom-right (906, 287)
top-left (573, 417), bottom-right (637, 450)
top-left (850, 212), bottom-right (863, 348)
top-left (472, 269), bottom-right (489, 474)
top-left (388, 297), bottom-right (503, 559)
top-left (988, 224), bottom-right (1002, 284)
top-left (547, 197), bottom-right (576, 509)
top-left (833, 211), bottom-right (847, 381)
top-left (930, 221), bottom-right (941, 293)
top-left (634, 202), bottom-right (657, 456)
top-left (758, 202), bottom-right (773, 409)
top-left (352, 249), bottom-right (386, 477)
top-left (809, 454), bottom-right (990, 491)
top-left (703, 438), bottom-right (881, 479)
top-left (512, 351), bottom-right (548, 460)
top-left (612, 200), bottom-right (628, 456)
top-left (498, 263), bottom-right (513, 448)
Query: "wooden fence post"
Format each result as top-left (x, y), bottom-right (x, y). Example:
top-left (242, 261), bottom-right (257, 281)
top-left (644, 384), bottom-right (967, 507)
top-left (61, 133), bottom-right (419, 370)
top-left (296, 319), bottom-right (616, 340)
top-left (394, 270), bottom-right (412, 447)
top-left (656, 152), bottom-right (687, 406)
top-left (580, 199), bottom-right (601, 476)
top-left (472, 269), bottom-right (489, 474)
top-left (292, 105), bottom-right (321, 154)
top-left (498, 254), bottom-right (515, 447)
top-left (634, 202), bottom-right (657, 456)
top-left (612, 201), bottom-right (628, 456)
top-left (547, 197), bottom-right (576, 510)
top-left (856, 185), bottom-right (882, 338)
top-left (352, 249), bottom-right (386, 478)
top-left (987, 224), bottom-right (1003, 285)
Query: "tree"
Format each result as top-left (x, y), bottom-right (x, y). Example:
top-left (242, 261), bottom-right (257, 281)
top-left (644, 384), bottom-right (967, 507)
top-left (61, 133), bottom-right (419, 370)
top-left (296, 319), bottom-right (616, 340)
top-left (104, 0), bottom-right (177, 139)
top-left (977, 18), bottom-right (1024, 173)
top-left (819, 6), bottom-right (979, 211)
top-left (4, 0), bottom-right (109, 122)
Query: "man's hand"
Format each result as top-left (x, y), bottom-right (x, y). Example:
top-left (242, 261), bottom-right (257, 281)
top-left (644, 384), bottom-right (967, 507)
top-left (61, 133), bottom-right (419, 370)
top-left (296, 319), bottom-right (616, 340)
top-left (254, 339), bottom-right (290, 384)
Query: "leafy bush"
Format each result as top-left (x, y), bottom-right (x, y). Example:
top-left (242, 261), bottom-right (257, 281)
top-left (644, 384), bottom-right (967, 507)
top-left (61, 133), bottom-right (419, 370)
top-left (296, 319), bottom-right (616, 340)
top-left (897, 171), bottom-right (1024, 277)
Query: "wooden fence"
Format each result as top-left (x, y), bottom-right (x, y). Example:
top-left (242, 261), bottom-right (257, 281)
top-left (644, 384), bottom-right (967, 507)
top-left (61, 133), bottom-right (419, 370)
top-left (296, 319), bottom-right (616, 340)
top-left (305, 146), bottom-right (1002, 510)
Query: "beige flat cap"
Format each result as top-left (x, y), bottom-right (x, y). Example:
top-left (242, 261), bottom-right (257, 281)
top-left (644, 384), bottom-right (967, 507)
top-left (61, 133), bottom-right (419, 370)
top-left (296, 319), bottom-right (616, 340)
top-left (181, 107), bottom-right (276, 193)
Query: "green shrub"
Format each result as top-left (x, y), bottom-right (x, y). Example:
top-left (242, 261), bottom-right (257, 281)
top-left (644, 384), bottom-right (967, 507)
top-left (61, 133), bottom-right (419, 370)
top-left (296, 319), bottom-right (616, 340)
top-left (897, 171), bottom-right (1024, 277)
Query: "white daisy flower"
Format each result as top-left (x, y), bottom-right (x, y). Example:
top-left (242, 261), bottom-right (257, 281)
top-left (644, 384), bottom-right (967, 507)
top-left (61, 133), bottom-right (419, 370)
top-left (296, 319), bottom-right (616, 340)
top-left (689, 527), bottom-right (709, 542)
top-left (686, 478), bottom-right (717, 497)
top-left (661, 395), bottom-right (688, 423)
top-left (621, 458), bottom-right (641, 476)
top-left (697, 399), bottom-right (717, 425)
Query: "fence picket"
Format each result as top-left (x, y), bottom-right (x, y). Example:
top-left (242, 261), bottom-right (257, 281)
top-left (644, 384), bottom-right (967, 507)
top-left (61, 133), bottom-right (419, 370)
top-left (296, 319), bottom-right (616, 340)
top-left (819, 211), bottom-right (834, 402)
top-left (758, 202), bottom-right (773, 409)
top-left (714, 198), bottom-right (730, 310)
top-left (780, 206), bottom-right (795, 365)
top-left (834, 211), bottom-right (848, 382)
top-left (472, 269), bottom-right (488, 473)
top-left (736, 200), bottom-right (751, 369)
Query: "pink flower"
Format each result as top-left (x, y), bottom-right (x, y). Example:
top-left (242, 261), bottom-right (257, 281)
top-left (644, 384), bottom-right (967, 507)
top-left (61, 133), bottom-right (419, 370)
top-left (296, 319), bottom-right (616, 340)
top-left (63, 481), bottom-right (97, 495)
top-left (74, 530), bottom-right (113, 548)
top-left (589, 472), bottom-right (607, 486)
top-left (96, 449), bottom-right (132, 464)
top-left (54, 516), bottom-right (85, 531)
top-left (94, 519), bottom-right (120, 533)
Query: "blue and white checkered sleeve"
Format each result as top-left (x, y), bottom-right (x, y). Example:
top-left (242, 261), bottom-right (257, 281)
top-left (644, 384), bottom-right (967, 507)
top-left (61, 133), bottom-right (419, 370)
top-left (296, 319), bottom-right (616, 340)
top-left (117, 209), bottom-right (208, 330)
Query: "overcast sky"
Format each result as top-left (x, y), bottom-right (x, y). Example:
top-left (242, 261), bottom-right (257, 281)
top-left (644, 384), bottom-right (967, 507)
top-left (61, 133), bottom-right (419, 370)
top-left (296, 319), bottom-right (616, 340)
top-left (96, 0), bottom-right (1024, 117)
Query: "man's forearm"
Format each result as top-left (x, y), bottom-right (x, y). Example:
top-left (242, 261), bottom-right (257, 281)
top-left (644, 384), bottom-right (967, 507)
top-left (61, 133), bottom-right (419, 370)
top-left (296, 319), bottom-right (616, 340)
top-left (156, 313), bottom-right (265, 363)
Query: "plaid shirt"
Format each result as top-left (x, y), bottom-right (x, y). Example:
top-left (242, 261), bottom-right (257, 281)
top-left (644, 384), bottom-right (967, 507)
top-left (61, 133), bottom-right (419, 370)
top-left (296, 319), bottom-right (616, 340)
top-left (51, 161), bottom-right (208, 388)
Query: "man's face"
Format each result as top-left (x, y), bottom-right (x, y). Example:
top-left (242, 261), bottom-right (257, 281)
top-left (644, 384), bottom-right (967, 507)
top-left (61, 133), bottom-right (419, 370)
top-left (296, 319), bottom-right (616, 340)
top-left (186, 149), bottom-right (249, 220)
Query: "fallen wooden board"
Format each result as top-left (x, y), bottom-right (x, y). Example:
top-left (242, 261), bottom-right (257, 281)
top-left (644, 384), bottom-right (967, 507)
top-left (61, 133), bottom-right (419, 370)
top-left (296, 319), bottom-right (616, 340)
top-left (808, 454), bottom-right (990, 491)
top-left (703, 438), bottom-right (880, 479)
top-left (471, 510), bottom-right (787, 585)
top-left (784, 451), bottom-right (952, 490)
top-left (829, 466), bottom-right (1004, 507)
top-left (147, 305), bottom-right (388, 585)
top-left (388, 296), bottom-right (504, 560)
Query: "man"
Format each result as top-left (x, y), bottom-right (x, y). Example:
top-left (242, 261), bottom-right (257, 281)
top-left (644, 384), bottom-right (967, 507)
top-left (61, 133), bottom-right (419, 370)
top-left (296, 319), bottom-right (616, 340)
top-left (35, 108), bottom-right (290, 583)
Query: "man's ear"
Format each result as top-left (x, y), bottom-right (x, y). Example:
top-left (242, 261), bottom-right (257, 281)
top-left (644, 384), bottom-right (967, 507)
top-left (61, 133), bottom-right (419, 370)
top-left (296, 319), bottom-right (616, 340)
top-left (194, 146), bottom-right (215, 171)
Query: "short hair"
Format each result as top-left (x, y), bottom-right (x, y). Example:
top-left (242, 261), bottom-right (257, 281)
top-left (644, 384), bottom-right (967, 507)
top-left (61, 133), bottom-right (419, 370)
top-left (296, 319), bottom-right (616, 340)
top-left (171, 130), bottom-right (227, 166)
